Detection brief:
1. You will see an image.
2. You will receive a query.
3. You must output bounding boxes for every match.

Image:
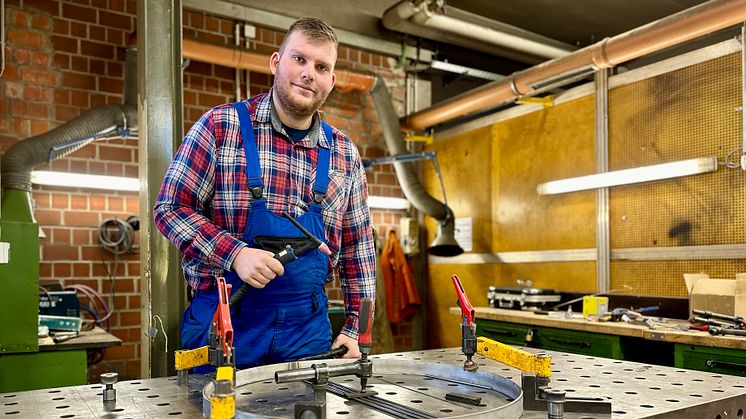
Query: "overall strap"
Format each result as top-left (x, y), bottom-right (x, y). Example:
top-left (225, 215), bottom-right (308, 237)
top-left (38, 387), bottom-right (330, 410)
top-left (312, 122), bottom-right (333, 204)
top-left (233, 102), bottom-right (264, 199)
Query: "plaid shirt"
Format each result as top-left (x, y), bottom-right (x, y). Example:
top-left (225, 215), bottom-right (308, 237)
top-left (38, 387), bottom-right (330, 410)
top-left (154, 91), bottom-right (376, 338)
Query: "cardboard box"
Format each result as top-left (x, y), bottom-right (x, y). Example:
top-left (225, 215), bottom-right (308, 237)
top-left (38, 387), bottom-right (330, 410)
top-left (684, 273), bottom-right (746, 318)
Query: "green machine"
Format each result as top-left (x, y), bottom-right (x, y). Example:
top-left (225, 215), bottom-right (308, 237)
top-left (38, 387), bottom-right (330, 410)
top-left (0, 188), bottom-right (40, 355)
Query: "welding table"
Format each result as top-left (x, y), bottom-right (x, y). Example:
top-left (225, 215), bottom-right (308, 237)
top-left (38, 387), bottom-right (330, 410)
top-left (2, 346), bottom-right (746, 418)
top-left (0, 327), bottom-right (121, 393)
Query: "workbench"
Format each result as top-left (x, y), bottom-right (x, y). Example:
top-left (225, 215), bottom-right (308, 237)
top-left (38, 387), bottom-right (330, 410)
top-left (0, 327), bottom-right (121, 393)
top-left (452, 306), bottom-right (746, 376)
top-left (2, 347), bottom-right (746, 418)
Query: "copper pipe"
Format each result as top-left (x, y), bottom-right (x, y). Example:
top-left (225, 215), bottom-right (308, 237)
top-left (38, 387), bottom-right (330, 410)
top-left (401, 0), bottom-right (746, 132)
top-left (181, 39), bottom-right (375, 93)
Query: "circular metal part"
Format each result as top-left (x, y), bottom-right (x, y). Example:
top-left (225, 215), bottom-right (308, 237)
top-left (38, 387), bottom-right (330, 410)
top-left (100, 372), bottom-right (119, 385)
top-left (203, 358), bottom-right (523, 418)
top-left (543, 388), bottom-right (566, 419)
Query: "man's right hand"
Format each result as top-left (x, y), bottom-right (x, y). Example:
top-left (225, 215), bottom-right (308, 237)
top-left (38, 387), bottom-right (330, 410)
top-left (232, 247), bottom-right (285, 288)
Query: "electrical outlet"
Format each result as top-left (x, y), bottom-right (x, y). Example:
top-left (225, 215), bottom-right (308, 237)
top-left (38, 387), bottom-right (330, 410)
top-left (741, 154), bottom-right (746, 171)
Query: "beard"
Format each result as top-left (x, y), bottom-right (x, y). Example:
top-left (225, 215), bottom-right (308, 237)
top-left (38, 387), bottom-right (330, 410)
top-left (273, 76), bottom-right (329, 120)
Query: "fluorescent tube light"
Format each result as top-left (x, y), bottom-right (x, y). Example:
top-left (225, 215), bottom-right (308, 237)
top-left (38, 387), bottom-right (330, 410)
top-left (368, 196), bottom-right (410, 210)
top-left (31, 171), bottom-right (139, 192)
top-left (537, 157), bottom-right (718, 195)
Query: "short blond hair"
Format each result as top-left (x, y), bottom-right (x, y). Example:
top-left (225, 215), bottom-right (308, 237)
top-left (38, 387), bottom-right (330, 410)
top-left (279, 17), bottom-right (338, 55)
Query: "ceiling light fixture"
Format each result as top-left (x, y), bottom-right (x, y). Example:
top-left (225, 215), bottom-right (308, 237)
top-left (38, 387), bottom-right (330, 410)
top-left (31, 171), bottom-right (139, 192)
top-left (368, 196), bottom-right (411, 210)
top-left (536, 157), bottom-right (718, 195)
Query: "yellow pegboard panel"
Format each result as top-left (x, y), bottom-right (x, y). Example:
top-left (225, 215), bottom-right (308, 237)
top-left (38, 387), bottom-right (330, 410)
top-left (608, 52), bottom-right (745, 296)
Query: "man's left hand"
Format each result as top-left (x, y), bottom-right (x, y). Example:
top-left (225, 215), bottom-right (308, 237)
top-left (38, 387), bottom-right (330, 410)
top-left (332, 334), bottom-right (360, 359)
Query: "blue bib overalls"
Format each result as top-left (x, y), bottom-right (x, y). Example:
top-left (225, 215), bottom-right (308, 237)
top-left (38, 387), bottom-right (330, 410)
top-left (180, 102), bottom-right (334, 369)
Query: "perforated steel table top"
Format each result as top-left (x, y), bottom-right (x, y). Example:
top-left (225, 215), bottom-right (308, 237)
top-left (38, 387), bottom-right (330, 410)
top-left (2, 347), bottom-right (745, 418)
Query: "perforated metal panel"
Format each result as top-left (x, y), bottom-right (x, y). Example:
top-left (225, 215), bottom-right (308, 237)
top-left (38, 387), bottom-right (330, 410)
top-left (608, 52), bottom-right (745, 295)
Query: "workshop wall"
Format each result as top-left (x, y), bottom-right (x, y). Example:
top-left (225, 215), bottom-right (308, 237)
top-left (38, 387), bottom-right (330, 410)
top-left (1, 0), bottom-right (411, 381)
top-left (424, 50), bottom-right (746, 348)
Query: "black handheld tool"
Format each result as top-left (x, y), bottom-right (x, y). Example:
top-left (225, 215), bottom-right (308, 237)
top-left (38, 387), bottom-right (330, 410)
top-left (228, 212), bottom-right (330, 307)
top-left (297, 346), bottom-right (348, 361)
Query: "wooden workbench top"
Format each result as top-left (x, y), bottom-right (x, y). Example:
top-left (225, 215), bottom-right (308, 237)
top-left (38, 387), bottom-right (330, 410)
top-left (39, 326), bottom-right (122, 351)
top-left (450, 306), bottom-right (746, 350)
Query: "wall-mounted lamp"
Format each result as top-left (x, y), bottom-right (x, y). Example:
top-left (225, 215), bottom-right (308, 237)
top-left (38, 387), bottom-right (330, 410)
top-left (31, 171), bottom-right (139, 192)
top-left (536, 157), bottom-right (718, 195)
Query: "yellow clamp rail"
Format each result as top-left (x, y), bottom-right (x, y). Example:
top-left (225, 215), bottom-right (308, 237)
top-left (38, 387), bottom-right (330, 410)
top-left (175, 345), bottom-right (209, 371)
top-left (476, 336), bottom-right (552, 378)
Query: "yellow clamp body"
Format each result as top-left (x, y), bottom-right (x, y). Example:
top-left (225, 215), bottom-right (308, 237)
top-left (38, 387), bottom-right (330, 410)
top-left (476, 336), bottom-right (552, 378)
top-left (175, 345), bottom-right (209, 371)
top-left (210, 366), bottom-right (235, 419)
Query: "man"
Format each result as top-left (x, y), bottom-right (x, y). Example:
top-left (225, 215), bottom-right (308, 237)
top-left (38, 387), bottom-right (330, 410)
top-left (154, 17), bottom-right (375, 368)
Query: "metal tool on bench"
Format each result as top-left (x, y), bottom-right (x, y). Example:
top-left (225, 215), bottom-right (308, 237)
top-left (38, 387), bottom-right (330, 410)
top-left (451, 274), bottom-right (478, 372)
top-left (453, 273), bottom-right (612, 417)
top-left (174, 276), bottom-right (235, 385)
top-left (228, 211), bottom-right (331, 307)
top-left (274, 298), bottom-right (375, 418)
top-left (694, 309), bottom-right (744, 328)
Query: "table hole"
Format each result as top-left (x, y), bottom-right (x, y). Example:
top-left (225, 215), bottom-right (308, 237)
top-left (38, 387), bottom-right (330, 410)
top-left (411, 400), bottom-right (423, 403)
top-left (385, 392), bottom-right (397, 395)
top-left (640, 404), bottom-right (655, 408)
top-left (4, 412), bottom-right (20, 415)
top-left (417, 388), bottom-right (428, 391)
top-left (130, 382), bottom-right (141, 385)
top-left (157, 402), bottom-right (170, 406)
top-left (625, 392), bottom-right (638, 395)
top-left (55, 406), bottom-right (70, 410)
top-left (689, 394), bottom-right (703, 398)
top-left (48, 390), bottom-right (62, 394)
top-left (256, 399), bottom-right (268, 403)
top-left (3, 403), bottom-right (17, 406)
top-left (439, 409), bottom-right (453, 413)
top-left (167, 412), bottom-right (182, 416)
top-left (666, 399), bottom-right (680, 403)
top-left (336, 412), bottom-right (350, 415)
top-left (146, 395), bottom-right (159, 399)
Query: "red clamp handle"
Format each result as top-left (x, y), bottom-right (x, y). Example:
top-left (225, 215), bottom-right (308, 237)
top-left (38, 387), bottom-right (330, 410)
top-left (212, 277), bottom-right (234, 356)
top-left (451, 274), bottom-right (475, 326)
top-left (358, 298), bottom-right (374, 348)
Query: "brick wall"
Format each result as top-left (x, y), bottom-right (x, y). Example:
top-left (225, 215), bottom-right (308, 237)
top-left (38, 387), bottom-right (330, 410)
top-left (2, 0), bottom-right (417, 381)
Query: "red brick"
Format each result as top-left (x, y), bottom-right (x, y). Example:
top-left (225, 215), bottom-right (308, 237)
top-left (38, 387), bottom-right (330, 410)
top-left (10, 9), bottom-right (30, 26)
top-left (5, 82), bottom-right (22, 99)
top-left (90, 195), bottom-right (106, 210)
top-left (11, 101), bottom-right (48, 118)
top-left (51, 35), bottom-right (78, 54)
top-left (128, 294), bottom-right (140, 309)
top-left (64, 210), bottom-right (100, 227)
top-left (31, 120), bottom-right (51, 135)
top-left (62, 3), bottom-right (97, 23)
top-left (125, 197), bottom-right (139, 213)
top-left (125, 0), bottom-right (136, 14)
top-left (99, 10), bottom-right (131, 30)
top-left (31, 14), bottom-right (53, 30)
top-left (106, 342), bottom-right (135, 359)
top-left (53, 18), bottom-right (70, 35)
top-left (89, 24), bottom-right (106, 42)
top-left (55, 105), bottom-right (79, 122)
top-left (52, 193), bottom-right (69, 209)
top-left (70, 21), bottom-right (87, 38)
top-left (54, 52), bottom-right (70, 69)
top-left (73, 262), bottom-right (91, 277)
top-left (44, 245), bottom-right (79, 260)
top-left (108, 196), bottom-right (124, 211)
top-left (3, 63), bottom-right (18, 81)
top-left (7, 29), bottom-right (45, 49)
top-left (98, 145), bottom-right (131, 162)
top-left (70, 90), bottom-right (89, 107)
top-left (13, 48), bottom-right (30, 64)
top-left (70, 146), bottom-right (95, 161)
top-left (107, 61), bottom-right (123, 78)
top-left (53, 262), bottom-right (72, 277)
top-left (51, 228), bottom-right (71, 244)
top-left (80, 40), bottom-right (114, 60)
top-left (70, 55), bottom-right (88, 72)
top-left (99, 77), bottom-right (122, 94)
top-left (25, 0), bottom-right (59, 15)
top-left (39, 263), bottom-right (52, 278)
top-left (31, 50), bottom-right (51, 67)
top-left (89, 161), bottom-right (105, 175)
top-left (24, 85), bottom-right (54, 102)
top-left (62, 72), bottom-right (95, 90)
top-left (11, 118), bottom-right (30, 136)
top-left (70, 195), bottom-right (87, 210)
top-left (125, 360), bottom-right (141, 379)
top-left (23, 67), bottom-right (60, 86)
top-left (33, 192), bottom-right (51, 208)
top-left (89, 58), bottom-right (104, 74)
top-left (109, 0), bottom-right (126, 12)
top-left (72, 229), bottom-right (90, 245)
top-left (120, 165), bottom-right (136, 179)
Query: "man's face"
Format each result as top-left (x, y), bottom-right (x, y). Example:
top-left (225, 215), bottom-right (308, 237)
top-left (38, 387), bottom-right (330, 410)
top-left (270, 31), bottom-right (337, 120)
